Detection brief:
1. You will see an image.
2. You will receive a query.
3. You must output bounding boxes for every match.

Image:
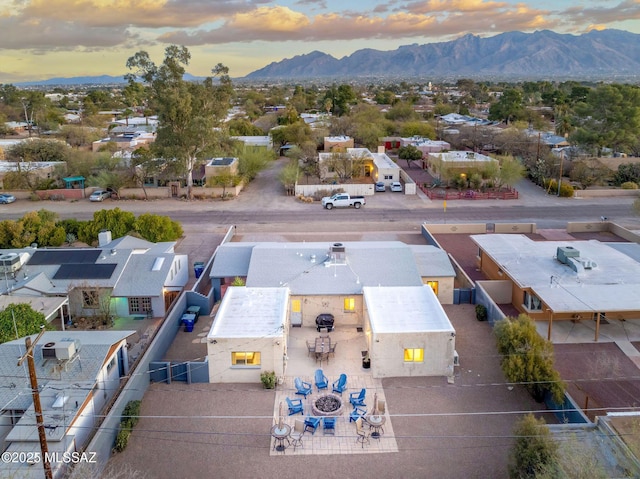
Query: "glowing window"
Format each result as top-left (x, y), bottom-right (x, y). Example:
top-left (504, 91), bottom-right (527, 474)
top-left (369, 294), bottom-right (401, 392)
top-left (231, 352), bottom-right (261, 366)
top-left (344, 298), bottom-right (355, 312)
top-left (291, 300), bottom-right (301, 313)
top-left (426, 281), bottom-right (439, 295)
top-left (404, 348), bottom-right (424, 362)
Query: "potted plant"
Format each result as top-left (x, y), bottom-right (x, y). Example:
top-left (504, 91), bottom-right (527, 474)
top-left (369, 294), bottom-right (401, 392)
top-left (475, 304), bottom-right (488, 321)
top-left (362, 353), bottom-right (371, 369)
top-left (260, 371), bottom-right (276, 389)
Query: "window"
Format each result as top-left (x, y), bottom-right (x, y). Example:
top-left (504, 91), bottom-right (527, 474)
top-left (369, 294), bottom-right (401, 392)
top-left (232, 352), bottom-right (261, 366)
top-left (344, 297), bottom-right (355, 312)
top-left (426, 281), bottom-right (439, 295)
top-left (82, 290), bottom-right (99, 308)
top-left (404, 348), bottom-right (424, 362)
top-left (384, 174), bottom-right (393, 180)
top-left (129, 297), bottom-right (152, 314)
top-left (523, 291), bottom-right (542, 311)
top-left (291, 299), bottom-right (301, 313)
top-left (106, 357), bottom-right (116, 372)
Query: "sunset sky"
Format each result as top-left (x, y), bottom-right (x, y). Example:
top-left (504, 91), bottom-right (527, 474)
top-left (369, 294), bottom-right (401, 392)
top-left (1, 0), bottom-right (639, 83)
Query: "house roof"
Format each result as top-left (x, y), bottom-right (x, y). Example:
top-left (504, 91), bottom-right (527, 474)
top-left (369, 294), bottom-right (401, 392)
top-left (244, 241), bottom-right (424, 295)
top-left (112, 254), bottom-right (184, 297)
top-left (364, 286), bottom-right (455, 334)
top-left (210, 243), bottom-right (256, 277)
top-left (410, 245), bottom-right (456, 277)
top-left (471, 234), bottom-right (640, 313)
top-left (208, 287), bottom-right (288, 339)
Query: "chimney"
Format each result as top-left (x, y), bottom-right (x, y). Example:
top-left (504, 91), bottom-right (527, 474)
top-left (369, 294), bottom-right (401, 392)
top-left (98, 230), bottom-right (112, 247)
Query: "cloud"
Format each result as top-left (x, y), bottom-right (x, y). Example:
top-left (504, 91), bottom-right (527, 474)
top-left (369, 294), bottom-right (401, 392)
top-left (158, 3), bottom-right (559, 46)
top-left (561, 0), bottom-right (640, 30)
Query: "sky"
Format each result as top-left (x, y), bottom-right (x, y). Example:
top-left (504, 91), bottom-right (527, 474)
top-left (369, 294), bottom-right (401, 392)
top-left (1, 0), bottom-right (639, 83)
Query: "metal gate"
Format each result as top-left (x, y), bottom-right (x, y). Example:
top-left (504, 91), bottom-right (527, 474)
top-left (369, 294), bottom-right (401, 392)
top-left (454, 288), bottom-right (474, 304)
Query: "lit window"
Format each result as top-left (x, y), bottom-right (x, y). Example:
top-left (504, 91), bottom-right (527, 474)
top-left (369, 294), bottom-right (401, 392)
top-left (404, 348), bottom-right (424, 362)
top-left (291, 300), bottom-right (301, 313)
top-left (232, 352), bottom-right (261, 366)
top-left (344, 297), bottom-right (355, 312)
top-left (426, 281), bottom-right (439, 295)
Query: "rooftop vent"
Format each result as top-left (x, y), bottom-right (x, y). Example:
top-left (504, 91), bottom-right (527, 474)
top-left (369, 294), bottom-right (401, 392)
top-left (556, 246), bottom-right (579, 265)
top-left (328, 243), bottom-right (346, 265)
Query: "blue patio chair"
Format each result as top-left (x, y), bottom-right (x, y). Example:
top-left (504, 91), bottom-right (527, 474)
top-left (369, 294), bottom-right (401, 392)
top-left (303, 416), bottom-right (321, 434)
top-left (349, 406), bottom-right (366, 423)
top-left (323, 416), bottom-right (336, 435)
top-left (349, 388), bottom-right (366, 408)
top-left (294, 377), bottom-right (312, 397)
top-left (286, 397), bottom-right (304, 416)
top-left (314, 369), bottom-right (328, 391)
top-left (331, 373), bottom-right (347, 395)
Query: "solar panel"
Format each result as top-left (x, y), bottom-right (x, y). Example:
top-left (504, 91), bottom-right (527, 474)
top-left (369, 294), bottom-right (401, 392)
top-left (29, 250), bottom-right (101, 265)
top-left (53, 263), bottom-right (117, 280)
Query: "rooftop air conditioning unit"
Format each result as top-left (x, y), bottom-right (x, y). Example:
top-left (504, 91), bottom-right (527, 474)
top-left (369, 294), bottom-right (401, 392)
top-left (0, 253), bottom-right (21, 274)
top-left (54, 341), bottom-right (78, 360)
top-left (42, 342), bottom-right (57, 359)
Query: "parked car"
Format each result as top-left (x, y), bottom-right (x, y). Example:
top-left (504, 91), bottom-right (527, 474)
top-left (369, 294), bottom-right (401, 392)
top-left (390, 181), bottom-right (403, 192)
top-left (375, 182), bottom-right (386, 192)
top-left (0, 194), bottom-right (16, 204)
top-left (321, 193), bottom-right (366, 210)
top-left (89, 190), bottom-right (111, 202)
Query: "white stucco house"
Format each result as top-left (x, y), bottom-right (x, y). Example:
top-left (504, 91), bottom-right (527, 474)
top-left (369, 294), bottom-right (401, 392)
top-left (207, 241), bottom-right (456, 381)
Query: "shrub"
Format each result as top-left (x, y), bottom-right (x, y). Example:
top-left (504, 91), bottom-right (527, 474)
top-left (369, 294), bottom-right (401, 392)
top-left (121, 400), bottom-right (141, 429)
top-left (509, 414), bottom-right (559, 479)
top-left (558, 182), bottom-right (574, 197)
top-left (260, 371), bottom-right (277, 389)
top-left (113, 429), bottom-right (131, 453)
top-left (475, 304), bottom-right (488, 321)
top-left (621, 181), bottom-right (639, 190)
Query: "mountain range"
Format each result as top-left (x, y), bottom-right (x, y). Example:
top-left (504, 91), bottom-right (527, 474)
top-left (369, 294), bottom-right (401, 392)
top-left (244, 29), bottom-right (640, 80)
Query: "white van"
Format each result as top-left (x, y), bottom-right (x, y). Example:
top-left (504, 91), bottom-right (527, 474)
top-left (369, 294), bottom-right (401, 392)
top-left (390, 182), bottom-right (403, 192)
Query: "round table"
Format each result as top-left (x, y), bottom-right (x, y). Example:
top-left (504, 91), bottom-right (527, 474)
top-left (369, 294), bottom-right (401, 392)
top-left (366, 415), bottom-right (386, 438)
top-left (271, 424), bottom-right (291, 452)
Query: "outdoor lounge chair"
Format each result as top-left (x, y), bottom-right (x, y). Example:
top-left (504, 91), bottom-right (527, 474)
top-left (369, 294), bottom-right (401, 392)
top-left (303, 416), bottom-right (321, 434)
top-left (349, 388), bottom-right (366, 408)
top-left (314, 369), bottom-right (328, 391)
top-left (332, 373), bottom-right (347, 395)
top-left (323, 416), bottom-right (336, 435)
top-left (355, 418), bottom-right (370, 448)
top-left (290, 419), bottom-right (305, 450)
top-left (306, 340), bottom-right (315, 357)
top-left (286, 397), bottom-right (304, 416)
top-left (294, 377), bottom-right (312, 397)
top-left (349, 406), bottom-right (367, 423)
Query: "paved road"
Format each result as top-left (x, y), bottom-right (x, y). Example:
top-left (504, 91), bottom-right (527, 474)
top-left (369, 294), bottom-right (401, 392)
top-left (3, 157), bottom-right (639, 231)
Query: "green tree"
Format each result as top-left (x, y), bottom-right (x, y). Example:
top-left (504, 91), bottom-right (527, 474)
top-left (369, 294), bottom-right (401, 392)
top-left (614, 162), bottom-right (640, 185)
top-left (126, 45), bottom-right (234, 199)
top-left (495, 314), bottom-right (565, 404)
top-left (278, 159), bottom-right (299, 195)
top-left (509, 414), bottom-right (559, 479)
top-left (133, 214), bottom-right (183, 242)
top-left (77, 208), bottom-right (136, 245)
top-left (5, 138), bottom-right (69, 162)
top-left (489, 88), bottom-right (524, 124)
top-left (0, 303), bottom-right (47, 344)
top-left (208, 172), bottom-right (240, 198)
top-left (236, 145), bottom-right (274, 181)
top-left (398, 145), bottom-right (422, 169)
top-left (227, 118), bottom-right (264, 136)
top-left (498, 156), bottom-right (526, 189)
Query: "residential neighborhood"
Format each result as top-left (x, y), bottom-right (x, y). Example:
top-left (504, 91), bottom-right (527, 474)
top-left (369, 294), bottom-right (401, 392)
top-left (1, 74), bottom-right (640, 479)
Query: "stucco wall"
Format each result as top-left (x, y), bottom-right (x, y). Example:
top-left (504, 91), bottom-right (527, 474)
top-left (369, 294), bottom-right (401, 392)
top-left (292, 294), bottom-right (363, 328)
top-left (425, 223), bottom-right (488, 234)
top-left (208, 336), bottom-right (286, 383)
top-left (422, 276), bottom-right (454, 304)
top-left (370, 330), bottom-right (455, 378)
top-left (294, 183), bottom-right (375, 197)
top-left (573, 189), bottom-right (640, 198)
top-left (476, 279), bottom-right (513, 304)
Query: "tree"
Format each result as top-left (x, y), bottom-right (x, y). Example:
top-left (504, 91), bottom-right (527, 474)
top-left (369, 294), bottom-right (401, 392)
top-left (208, 172), bottom-right (240, 198)
top-left (489, 88), bottom-right (524, 124)
top-left (278, 159), bottom-right (299, 195)
top-left (6, 138), bottom-right (69, 162)
top-left (236, 145), bottom-right (274, 181)
top-left (133, 214), bottom-right (183, 242)
top-left (77, 208), bottom-right (136, 245)
top-left (398, 145), bottom-right (423, 169)
top-left (613, 162), bottom-right (640, 186)
top-left (495, 314), bottom-right (565, 404)
top-left (0, 303), bottom-right (47, 344)
top-left (130, 147), bottom-right (163, 200)
top-left (126, 45), bottom-right (234, 199)
top-left (509, 414), bottom-right (559, 479)
top-left (498, 156), bottom-right (526, 189)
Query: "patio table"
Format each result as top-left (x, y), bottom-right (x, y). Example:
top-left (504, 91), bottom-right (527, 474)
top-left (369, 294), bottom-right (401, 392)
top-left (315, 337), bottom-right (331, 364)
top-left (271, 424), bottom-right (291, 453)
top-left (366, 414), bottom-right (386, 438)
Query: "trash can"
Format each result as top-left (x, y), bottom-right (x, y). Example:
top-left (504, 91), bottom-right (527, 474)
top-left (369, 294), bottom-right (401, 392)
top-left (362, 357), bottom-right (371, 369)
top-left (194, 262), bottom-right (205, 279)
top-left (184, 318), bottom-right (195, 332)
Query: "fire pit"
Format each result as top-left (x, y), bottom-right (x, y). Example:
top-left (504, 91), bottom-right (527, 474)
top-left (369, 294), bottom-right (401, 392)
top-left (311, 393), bottom-right (344, 417)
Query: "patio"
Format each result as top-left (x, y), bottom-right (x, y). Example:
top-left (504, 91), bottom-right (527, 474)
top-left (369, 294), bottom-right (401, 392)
top-left (269, 325), bottom-right (398, 455)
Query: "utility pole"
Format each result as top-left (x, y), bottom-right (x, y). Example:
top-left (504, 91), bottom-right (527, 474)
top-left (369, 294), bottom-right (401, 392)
top-left (17, 327), bottom-right (52, 479)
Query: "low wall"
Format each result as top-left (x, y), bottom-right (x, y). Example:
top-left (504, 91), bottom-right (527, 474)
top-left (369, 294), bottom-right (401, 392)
top-left (494, 223), bottom-right (537, 234)
top-left (399, 169), bottom-right (417, 195)
top-left (295, 183), bottom-right (375, 197)
top-left (566, 221), bottom-right (640, 244)
top-left (474, 282), bottom-right (507, 325)
top-left (477, 280), bottom-right (512, 304)
top-left (574, 188), bottom-right (640, 198)
top-left (423, 223), bottom-right (488, 234)
top-left (34, 188), bottom-right (85, 200)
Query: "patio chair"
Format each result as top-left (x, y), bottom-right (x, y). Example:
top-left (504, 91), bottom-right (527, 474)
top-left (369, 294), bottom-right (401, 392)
top-left (306, 340), bottom-right (315, 357)
top-left (349, 388), bottom-right (366, 408)
top-left (355, 418), bottom-right (370, 448)
top-left (290, 419), bottom-right (305, 451)
top-left (303, 416), bottom-right (321, 435)
top-left (323, 416), bottom-right (336, 435)
top-left (294, 377), bottom-right (312, 397)
top-left (286, 397), bottom-right (304, 416)
top-left (349, 406), bottom-right (366, 423)
top-left (332, 373), bottom-right (347, 395)
top-left (329, 342), bottom-right (337, 358)
top-left (314, 369), bottom-right (328, 391)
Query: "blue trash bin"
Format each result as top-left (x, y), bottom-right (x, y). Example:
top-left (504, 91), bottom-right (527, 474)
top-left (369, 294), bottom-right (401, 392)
top-left (184, 318), bottom-right (195, 332)
top-left (194, 262), bottom-right (205, 278)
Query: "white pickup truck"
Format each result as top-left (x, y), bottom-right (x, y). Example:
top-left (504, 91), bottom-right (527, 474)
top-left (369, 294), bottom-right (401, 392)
top-left (321, 193), bottom-right (366, 210)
